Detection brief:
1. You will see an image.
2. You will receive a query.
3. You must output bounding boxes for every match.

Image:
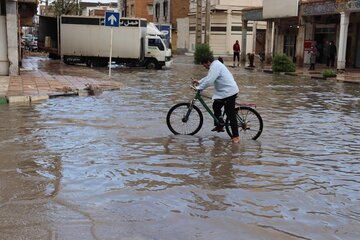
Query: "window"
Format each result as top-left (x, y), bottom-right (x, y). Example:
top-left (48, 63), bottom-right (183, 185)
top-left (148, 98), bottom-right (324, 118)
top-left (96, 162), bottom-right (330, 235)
top-left (155, 3), bottom-right (160, 21)
top-left (148, 38), bottom-right (165, 51)
top-left (147, 4), bottom-right (153, 15)
top-left (0, 0), bottom-right (6, 16)
top-left (163, 0), bottom-right (168, 18)
top-left (130, 4), bottom-right (134, 16)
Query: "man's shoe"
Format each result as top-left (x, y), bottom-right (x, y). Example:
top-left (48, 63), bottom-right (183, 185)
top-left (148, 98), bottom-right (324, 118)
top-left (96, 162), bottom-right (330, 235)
top-left (232, 136), bottom-right (240, 144)
top-left (211, 126), bottom-right (224, 132)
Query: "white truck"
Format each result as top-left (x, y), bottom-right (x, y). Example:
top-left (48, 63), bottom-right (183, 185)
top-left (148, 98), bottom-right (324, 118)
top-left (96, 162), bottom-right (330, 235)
top-left (38, 15), bottom-right (172, 69)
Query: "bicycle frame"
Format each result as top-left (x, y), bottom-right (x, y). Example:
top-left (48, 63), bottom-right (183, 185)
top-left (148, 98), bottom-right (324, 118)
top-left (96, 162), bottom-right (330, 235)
top-left (185, 90), bottom-right (222, 125)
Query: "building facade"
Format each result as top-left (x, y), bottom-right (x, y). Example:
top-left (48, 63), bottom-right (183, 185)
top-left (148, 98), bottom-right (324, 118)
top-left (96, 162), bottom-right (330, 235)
top-left (243, 0), bottom-right (360, 70)
top-left (300, 0), bottom-right (360, 69)
top-left (1, 0), bottom-right (38, 76)
top-left (177, 0), bottom-right (264, 56)
top-left (153, 0), bottom-right (189, 52)
top-left (126, 0), bottom-right (153, 22)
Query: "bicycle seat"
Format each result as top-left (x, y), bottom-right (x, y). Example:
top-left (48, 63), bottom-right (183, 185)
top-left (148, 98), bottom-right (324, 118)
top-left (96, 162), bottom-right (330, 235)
top-left (236, 102), bottom-right (257, 108)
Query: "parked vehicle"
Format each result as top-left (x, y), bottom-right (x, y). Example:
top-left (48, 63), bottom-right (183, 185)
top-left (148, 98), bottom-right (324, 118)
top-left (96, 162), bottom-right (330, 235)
top-left (38, 15), bottom-right (172, 69)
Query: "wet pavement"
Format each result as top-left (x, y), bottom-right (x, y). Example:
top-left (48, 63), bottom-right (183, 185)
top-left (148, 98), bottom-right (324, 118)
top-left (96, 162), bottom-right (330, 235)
top-left (0, 57), bottom-right (123, 102)
top-left (0, 55), bottom-right (360, 240)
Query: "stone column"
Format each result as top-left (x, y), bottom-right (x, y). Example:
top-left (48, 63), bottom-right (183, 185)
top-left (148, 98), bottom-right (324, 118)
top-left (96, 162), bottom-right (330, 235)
top-left (265, 20), bottom-right (273, 63)
top-left (337, 12), bottom-right (349, 70)
top-left (0, 15), bottom-right (8, 75)
top-left (6, 1), bottom-right (19, 76)
top-left (226, 9), bottom-right (232, 54)
top-left (241, 19), bottom-right (247, 63)
top-left (252, 21), bottom-right (257, 53)
top-left (295, 18), bottom-right (305, 67)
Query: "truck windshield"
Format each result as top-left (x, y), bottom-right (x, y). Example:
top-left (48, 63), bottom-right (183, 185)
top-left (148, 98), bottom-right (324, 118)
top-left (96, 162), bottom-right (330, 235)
top-left (148, 38), bottom-right (165, 51)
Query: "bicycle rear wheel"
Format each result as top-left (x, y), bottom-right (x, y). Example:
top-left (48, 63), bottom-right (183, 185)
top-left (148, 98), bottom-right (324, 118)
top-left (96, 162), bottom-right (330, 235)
top-left (166, 103), bottom-right (203, 135)
top-left (225, 106), bottom-right (263, 140)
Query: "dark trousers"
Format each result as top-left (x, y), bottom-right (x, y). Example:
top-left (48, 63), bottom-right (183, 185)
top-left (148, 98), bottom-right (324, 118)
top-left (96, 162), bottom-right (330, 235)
top-left (233, 52), bottom-right (240, 62)
top-left (327, 55), bottom-right (335, 67)
top-left (213, 94), bottom-right (239, 137)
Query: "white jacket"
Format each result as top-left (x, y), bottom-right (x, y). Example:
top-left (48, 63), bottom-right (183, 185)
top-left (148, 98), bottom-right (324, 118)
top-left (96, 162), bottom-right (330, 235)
top-left (197, 60), bottom-right (239, 100)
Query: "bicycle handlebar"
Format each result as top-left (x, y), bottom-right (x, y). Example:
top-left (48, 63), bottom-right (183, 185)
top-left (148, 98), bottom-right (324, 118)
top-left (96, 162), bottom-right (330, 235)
top-left (189, 85), bottom-right (197, 91)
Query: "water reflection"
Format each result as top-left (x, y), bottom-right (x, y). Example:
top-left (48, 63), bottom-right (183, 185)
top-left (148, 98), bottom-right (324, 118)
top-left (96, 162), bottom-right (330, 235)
top-left (0, 56), bottom-right (359, 239)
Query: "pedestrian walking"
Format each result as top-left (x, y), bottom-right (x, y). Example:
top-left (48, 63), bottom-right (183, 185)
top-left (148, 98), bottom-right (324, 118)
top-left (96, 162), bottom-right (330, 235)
top-left (233, 40), bottom-right (240, 67)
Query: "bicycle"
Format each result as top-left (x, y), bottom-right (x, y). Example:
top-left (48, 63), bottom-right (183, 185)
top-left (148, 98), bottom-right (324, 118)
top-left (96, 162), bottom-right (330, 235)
top-left (166, 85), bottom-right (263, 140)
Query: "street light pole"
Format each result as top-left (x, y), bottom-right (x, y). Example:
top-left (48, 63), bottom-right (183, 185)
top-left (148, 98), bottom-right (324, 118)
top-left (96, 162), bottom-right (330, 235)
top-left (195, 0), bottom-right (202, 45)
top-left (118, 0), bottom-right (123, 15)
top-left (205, 0), bottom-right (210, 44)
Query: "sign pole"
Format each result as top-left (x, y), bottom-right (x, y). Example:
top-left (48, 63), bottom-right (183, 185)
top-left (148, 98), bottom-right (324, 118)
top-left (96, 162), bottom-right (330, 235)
top-left (109, 27), bottom-right (114, 79)
top-left (105, 11), bottom-right (120, 79)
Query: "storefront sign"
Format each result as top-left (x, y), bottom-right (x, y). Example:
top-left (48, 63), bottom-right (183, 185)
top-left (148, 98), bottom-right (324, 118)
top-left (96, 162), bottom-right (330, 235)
top-left (263, 0), bottom-right (299, 18)
top-left (303, 0), bottom-right (360, 15)
top-left (243, 9), bottom-right (263, 21)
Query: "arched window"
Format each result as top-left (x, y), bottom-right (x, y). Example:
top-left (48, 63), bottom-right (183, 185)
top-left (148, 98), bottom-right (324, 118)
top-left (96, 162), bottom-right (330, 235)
top-left (155, 3), bottom-right (160, 22)
top-left (163, 0), bottom-right (168, 20)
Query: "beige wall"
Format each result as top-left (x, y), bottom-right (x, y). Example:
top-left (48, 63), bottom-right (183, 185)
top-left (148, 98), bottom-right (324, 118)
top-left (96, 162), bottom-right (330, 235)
top-left (189, 0), bottom-right (262, 13)
top-left (263, 0), bottom-right (299, 18)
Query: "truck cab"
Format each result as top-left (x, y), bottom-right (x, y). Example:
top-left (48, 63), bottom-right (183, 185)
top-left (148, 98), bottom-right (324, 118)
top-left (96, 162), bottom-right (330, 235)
top-left (145, 23), bottom-right (172, 69)
top-left (145, 35), bottom-right (172, 69)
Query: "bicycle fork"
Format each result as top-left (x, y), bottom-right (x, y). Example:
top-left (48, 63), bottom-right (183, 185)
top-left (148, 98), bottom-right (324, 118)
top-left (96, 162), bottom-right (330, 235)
top-left (182, 99), bottom-right (196, 123)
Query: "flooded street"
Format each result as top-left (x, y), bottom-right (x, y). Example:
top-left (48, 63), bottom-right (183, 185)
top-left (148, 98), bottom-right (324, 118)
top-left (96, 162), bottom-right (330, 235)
top-left (0, 56), bottom-right (360, 240)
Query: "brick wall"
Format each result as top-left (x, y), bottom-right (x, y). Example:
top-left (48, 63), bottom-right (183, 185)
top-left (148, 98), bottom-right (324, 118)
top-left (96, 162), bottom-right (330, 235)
top-left (127, 0), bottom-right (153, 22)
top-left (171, 0), bottom-right (189, 28)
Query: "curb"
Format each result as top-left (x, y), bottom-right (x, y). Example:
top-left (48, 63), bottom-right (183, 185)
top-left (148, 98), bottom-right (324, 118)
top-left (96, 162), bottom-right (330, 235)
top-left (48, 92), bottom-right (78, 99)
top-left (263, 69), bottom-right (274, 74)
top-left (311, 76), bottom-right (327, 80)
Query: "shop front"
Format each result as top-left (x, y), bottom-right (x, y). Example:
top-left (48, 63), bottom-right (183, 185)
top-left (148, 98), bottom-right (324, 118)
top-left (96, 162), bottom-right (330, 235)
top-left (301, 0), bottom-right (360, 69)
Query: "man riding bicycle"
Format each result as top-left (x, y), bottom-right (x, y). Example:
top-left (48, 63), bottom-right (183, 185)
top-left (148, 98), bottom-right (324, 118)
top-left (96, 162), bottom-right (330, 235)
top-left (192, 56), bottom-right (240, 144)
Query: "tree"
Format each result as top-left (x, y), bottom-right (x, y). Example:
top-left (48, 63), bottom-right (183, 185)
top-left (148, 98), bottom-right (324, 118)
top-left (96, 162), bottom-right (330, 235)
top-left (51, 0), bottom-right (79, 16)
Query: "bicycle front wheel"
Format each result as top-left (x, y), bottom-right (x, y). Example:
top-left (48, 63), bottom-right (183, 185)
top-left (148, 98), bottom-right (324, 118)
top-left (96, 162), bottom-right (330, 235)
top-left (166, 103), bottom-right (203, 135)
top-left (225, 106), bottom-right (263, 140)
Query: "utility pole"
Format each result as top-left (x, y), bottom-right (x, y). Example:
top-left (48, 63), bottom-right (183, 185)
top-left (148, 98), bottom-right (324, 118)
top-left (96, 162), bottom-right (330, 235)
top-left (195, 0), bottom-right (202, 45)
top-left (118, 0), bottom-right (123, 16)
top-left (204, 0), bottom-right (210, 44)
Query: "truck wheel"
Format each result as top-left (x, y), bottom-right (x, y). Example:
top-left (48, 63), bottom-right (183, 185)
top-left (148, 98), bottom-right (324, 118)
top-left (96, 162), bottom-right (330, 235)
top-left (146, 59), bottom-right (159, 69)
top-left (64, 57), bottom-right (73, 65)
top-left (86, 59), bottom-right (94, 68)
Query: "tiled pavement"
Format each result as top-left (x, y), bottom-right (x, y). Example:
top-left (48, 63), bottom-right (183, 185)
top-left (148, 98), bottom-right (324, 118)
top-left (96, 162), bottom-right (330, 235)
top-left (0, 56), bottom-right (123, 103)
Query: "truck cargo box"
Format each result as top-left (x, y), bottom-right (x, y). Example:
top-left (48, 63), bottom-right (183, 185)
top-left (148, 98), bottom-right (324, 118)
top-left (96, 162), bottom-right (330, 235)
top-left (60, 16), bottom-right (147, 60)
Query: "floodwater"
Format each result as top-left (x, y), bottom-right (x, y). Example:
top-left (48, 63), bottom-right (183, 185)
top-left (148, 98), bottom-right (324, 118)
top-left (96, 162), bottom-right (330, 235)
top-left (0, 56), bottom-right (360, 240)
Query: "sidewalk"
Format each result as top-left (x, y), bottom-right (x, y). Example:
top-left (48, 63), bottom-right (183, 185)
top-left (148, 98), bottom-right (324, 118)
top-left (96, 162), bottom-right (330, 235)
top-left (0, 57), bottom-right (124, 104)
top-left (220, 55), bottom-right (360, 84)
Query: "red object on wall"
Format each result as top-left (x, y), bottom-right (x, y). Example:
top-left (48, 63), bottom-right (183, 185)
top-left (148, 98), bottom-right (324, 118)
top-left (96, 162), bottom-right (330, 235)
top-left (304, 40), bottom-right (313, 51)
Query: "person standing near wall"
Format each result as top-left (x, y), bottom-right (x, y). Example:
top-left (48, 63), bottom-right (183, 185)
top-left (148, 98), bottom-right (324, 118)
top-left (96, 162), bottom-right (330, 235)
top-left (327, 41), bottom-right (337, 68)
top-left (309, 45), bottom-right (317, 71)
top-left (233, 40), bottom-right (240, 67)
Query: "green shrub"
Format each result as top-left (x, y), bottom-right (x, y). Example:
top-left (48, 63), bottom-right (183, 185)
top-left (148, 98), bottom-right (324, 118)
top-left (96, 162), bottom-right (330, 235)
top-left (0, 97), bottom-right (7, 105)
top-left (194, 44), bottom-right (214, 64)
top-left (322, 69), bottom-right (337, 78)
top-left (272, 54), bottom-right (296, 72)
